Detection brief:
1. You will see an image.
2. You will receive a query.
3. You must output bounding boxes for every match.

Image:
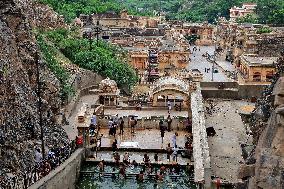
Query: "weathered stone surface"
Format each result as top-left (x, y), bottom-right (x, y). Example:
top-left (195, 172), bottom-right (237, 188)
top-left (248, 76), bottom-right (284, 189)
top-left (0, 0), bottom-right (69, 187)
top-left (238, 164), bottom-right (255, 179)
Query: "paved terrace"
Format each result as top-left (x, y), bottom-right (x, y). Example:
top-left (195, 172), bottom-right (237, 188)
top-left (88, 151), bottom-right (193, 166)
top-left (99, 128), bottom-right (188, 150)
top-left (205, 100), bottom-right (254, 183)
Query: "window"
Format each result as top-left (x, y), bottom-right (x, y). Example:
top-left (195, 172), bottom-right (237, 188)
top-left (252, 72), bottom-right (261, 82)
top-left (265, 71), bottom-right (274, 82)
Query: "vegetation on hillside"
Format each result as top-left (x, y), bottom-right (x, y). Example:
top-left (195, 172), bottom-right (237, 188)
top-left (37, 34), bottom-right (74, 101)
top-left (39, 0), bottom-right (284, 25)
top-left (42, 28), bottom-right (138, 89)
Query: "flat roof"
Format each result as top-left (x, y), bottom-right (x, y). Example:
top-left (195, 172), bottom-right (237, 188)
top-left (242, 55), bottom-right (278, 67)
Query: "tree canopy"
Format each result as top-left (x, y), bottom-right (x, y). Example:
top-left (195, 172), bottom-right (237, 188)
top-left (39, 0), bottom-right (284, 25)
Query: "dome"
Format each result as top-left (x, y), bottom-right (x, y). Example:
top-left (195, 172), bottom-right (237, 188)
top-left (99, 78), bottom-right (118, 93)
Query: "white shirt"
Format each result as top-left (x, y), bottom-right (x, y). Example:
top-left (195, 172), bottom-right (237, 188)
top-left (35, 151), bottom-right (42, 163)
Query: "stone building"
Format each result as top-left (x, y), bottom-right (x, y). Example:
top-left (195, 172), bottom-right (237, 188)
top-left (183, 23), bottom-right (215, 46)
top-left (80, 10), bottom-right (161, 29)
top-left (229, 3), bottom-right (257, 22)
top-left (150, 77), bottom-right (195, 109)
top-left (238, 55), bottom-right (278, 83)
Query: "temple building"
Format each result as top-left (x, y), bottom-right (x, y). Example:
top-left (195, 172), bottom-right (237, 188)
top-left (79, 10), bottom-right (161, 29)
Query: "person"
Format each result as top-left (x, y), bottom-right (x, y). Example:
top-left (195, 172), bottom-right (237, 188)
top-left (166, 143), bottom-right (172, 161)
top-left (119, 164), bottom-right (126, 178)
top-left (123, 152), bottom-right (129, 164)
top-left (159, 120), bottom-right (165, 143)
top-left (154, 153), bottom-right (158, 162)
top-left (167, 101), bottom-right (171, 114)
top-left (175, 163), bottom-right (180, 174)
top-left (166, 115), bottom-right (172, 132)
top-left (173, 146), bottom-right (178, 162)
top-left (160, 164), bottom-right (166, 175)
top-left (172, 132), bottom-right (178, 148)
top-left (35, 148), bottom-right (43, 168)
top-left (113, 121), bottom-right (117, 137)
top-left (136, 171), bottom-right (144, 182)
top-left (214, 177), bottom-right (222, 189)
top-left (108, 119), bottom-right (114, 136)
top-left (143, 153), bottom-right (150, 165)
top-left (132, 160), bottom-right (138, 167)
top-left (185, 163), bottom-right (190, 174)
top-left (90, 113), bottom-right (97, 128)
top-left (112, 139), bottom-right (118, 152)
top-left (119, 117), bottom-right (124, 135)
top-left (129, 116), bottom-right (137, 134)
top-left (99, 160), bottom-right (105, 173)
top-left (114, 152), bottom-right (120, 166)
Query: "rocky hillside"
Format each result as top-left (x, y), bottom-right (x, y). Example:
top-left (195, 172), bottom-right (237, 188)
top-left (0, 0), bottom-right (70, 187)
top-left (238, 51), bottom-right (284, 188)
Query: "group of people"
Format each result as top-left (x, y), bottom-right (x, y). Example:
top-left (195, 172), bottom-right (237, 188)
top-left (98, 154), bottom-right (188, 183)
top-left (108, 115), bottom-right (138, 137)
top-left (108, 115), bottom-right (126, 137)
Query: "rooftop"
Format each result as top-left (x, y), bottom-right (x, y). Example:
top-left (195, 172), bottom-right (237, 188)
top-left (242, 55), bottom-right (278, 67)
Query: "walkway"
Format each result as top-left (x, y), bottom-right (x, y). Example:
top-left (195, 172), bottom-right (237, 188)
top-left (63, 94), bottom-right (99, 140)
top-left (104, 109), bottom-right (188, 118)
top-left (99, 128), bottom-right (188, 150)
top-left (205, 100), bottom-right (253, 183)
top-left (90, 151), bottom-right (192, 166)
top-left (188, 46), bottom-right (231, 82)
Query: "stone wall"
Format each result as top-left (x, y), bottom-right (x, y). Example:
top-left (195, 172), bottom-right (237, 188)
top-left (29, 148), bottom-right (85, 189)
top-left (0, 0), bottom-right (70, 186)
top-left (200, 82), bottom-right (266, 99)
top-left (97, 116), bottom-right (187, 130)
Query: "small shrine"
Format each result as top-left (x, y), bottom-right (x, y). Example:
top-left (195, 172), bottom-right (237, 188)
top-left (98, 78), bottom-right (120, 106)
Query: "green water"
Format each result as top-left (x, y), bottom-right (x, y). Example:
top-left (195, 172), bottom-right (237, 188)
top-left (77, 164), bottom-right (197, 189)
top-left (76, 164), bottom-right (234, 189)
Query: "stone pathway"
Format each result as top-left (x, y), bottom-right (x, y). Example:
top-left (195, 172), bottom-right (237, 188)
top-left (188, 46), bottom-right (231, 82)
top-left (205, 100), bottom-right (254, 183)
top-left (99, 128), bottom-right (189, 150)
top-left (89, 151), bottom-right (192, 166)
top-left (63, 95), bottom-right (98, 140)
top-left (104, 109), bottom-right (189, 119)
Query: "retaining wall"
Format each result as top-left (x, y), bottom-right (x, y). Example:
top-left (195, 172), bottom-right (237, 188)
top-left (29, 149), bottom-right (85, 189)
top-left (200, 82), bottom-right (267, 99)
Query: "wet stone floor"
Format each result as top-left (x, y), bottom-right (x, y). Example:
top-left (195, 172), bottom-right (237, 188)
top-left (99, 128), bottom-right (188, 150)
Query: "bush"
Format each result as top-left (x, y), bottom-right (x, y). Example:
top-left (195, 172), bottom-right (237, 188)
top-left (44, 29), bottom-right (138, 89)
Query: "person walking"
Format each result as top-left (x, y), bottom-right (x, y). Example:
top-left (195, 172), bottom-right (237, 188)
top-left (108, 119), bottom-right (114, 136)
top-left (166, 143), bottom-right (172, 161)
top-left (129, 116), bottom-right (137, 134)
top-left (167, 101), bottom-right (172, 114)
top-left (112, 139), bottom-right (117, 152)
top-left (173, 146), bottom-right (178, 162)
top-left (159, 120), bottom-right (165, 143)
top-left (172, 132), bottom-right (178, 148)
top-left (166, 115), bottom-right (172, 132)
top-left (119, 117), bottom-right (124, 135)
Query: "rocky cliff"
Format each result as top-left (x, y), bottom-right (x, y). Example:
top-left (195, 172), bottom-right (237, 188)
top-left (238, 52), bottom-right (284, 188)
top-left (0, 0), bottom-right (69, 187)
